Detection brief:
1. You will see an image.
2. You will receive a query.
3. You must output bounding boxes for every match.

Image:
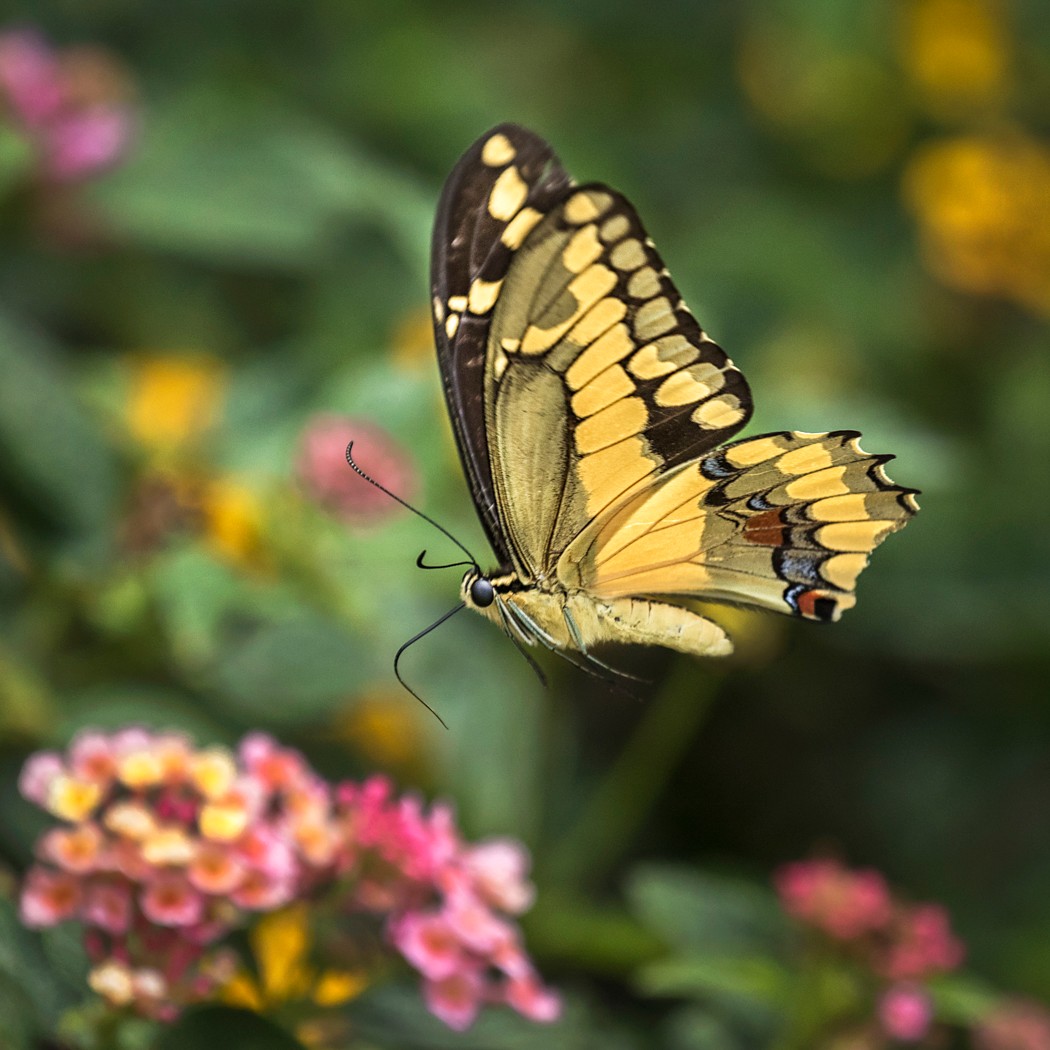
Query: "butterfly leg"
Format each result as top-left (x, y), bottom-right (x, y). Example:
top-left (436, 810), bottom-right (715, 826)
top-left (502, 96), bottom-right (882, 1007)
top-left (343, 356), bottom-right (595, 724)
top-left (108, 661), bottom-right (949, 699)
top-left (562, 606), bottom-right (646, 682)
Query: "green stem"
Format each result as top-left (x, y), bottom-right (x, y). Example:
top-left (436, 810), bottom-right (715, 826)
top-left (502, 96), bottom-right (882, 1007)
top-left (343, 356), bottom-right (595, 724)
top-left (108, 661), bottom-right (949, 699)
top-left (544, 662), bottom-right (721, 888)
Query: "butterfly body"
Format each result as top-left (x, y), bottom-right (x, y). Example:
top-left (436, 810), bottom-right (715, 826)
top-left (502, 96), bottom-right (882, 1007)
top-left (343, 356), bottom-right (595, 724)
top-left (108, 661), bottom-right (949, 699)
top-left (433, 125), bottom-right (918, 666)
top-left (460, 567), bottom-right (733, 659)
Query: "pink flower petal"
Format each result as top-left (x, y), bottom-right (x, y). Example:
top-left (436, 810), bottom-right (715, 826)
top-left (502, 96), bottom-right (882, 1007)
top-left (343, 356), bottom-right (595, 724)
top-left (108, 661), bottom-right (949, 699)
top-left (423, 969), bottom-right (484, 1031)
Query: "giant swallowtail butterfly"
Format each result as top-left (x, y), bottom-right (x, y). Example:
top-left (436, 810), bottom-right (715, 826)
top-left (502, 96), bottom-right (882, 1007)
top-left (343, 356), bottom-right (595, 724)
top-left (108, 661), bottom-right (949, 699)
top-left (431, 124), bottom-right (918, 666)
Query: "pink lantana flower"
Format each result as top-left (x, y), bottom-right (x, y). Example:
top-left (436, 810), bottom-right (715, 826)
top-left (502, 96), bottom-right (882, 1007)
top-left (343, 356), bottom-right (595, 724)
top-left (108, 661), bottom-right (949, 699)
top-left (0, 28), bottom-right (134, 183)
top-left (506, 972), bottom-right (563, 1023)
top-left (879, 903), bottom-right (966, 980)
top-left (140, 872), bottom-right (205, 928)
top-left (775, 857), bottom-right (893, 940)
top-left (18, 728), bottom-right (559, 1030)
top-left (975, 999), bottom-right (1050, 1050)
top-left (20, 866), bottom-right (82, 926)
top-left (424, 968), bottom-right (485, 1032)
top-left (462, 838), bottom-right (536, 914)
top-left (879, 984), bottom-right (933, 1042)
top-left (17, 750), bottom-right (63, 807)
top-left (296, 415), bottom-right (418, 525)
top-left (392, 911), bottom-right (465, 981)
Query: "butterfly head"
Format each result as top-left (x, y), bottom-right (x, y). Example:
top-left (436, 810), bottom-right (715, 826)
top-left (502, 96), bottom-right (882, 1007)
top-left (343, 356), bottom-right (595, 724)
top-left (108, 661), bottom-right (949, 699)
top-left (461, 571), bottom-right (522, 625)
top-left (461, 569), bottom-right (497, 611)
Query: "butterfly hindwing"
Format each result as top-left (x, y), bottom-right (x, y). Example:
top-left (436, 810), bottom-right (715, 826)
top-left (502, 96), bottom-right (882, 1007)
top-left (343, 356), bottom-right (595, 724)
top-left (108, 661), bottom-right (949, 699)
top-left (561, 431), bottom-right (918, 621)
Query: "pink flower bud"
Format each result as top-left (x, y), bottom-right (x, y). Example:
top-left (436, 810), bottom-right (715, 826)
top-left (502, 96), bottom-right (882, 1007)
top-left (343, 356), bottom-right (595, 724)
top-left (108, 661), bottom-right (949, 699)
top-left (296, 415), bottom-right (417, 524)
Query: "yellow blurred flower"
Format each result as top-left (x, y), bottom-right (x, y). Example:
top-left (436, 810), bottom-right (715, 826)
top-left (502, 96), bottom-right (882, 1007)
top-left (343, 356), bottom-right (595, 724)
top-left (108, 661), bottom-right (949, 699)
top-left (898, 0), bottom-right (1010, 117)
top-left (390, 307), bottom-right (434, 370)
top-left (223, 904), bottom-right (366, 1036)
top-left (201, 477), bottom-right (267, 569)
top-left (125, 354), bottom-right (225, 453)
top-left (903, 133), bottom-right (1050, 315)
top-left (337, 689), bottom-right (427, 776)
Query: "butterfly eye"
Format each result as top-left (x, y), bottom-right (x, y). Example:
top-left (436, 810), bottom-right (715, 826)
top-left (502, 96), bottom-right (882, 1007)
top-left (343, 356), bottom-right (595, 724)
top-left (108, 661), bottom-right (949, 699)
top-left (470, 577), bottom-right (495, 608)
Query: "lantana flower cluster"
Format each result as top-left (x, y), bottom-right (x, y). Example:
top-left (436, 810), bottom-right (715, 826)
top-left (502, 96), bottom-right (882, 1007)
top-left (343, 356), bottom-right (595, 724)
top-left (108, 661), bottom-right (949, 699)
top-left (19, 728), bottom-right (559, 1031)
top-left (0, 27), bottom-right (134, 183)
top-left (775, 858), bottom-right (966, 1044)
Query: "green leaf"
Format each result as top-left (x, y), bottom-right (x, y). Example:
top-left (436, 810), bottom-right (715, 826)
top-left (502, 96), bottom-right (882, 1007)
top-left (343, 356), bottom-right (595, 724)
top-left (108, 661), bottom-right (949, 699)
top-left (0, 898), bottom-right (82, 1028)
top-left (636, 954), bottom-right (790, 1006)
top-left (524, 890), bottom-right (665, 975)
top-left (0, 308), bottom-right (118, 538)
top-left (927, 973), bottom-right (1001, 1024)
top-left (626, 864), bottom-right (788, 956)
top-left (664, 1005), bottom-right (750, 1050)
top-left (0, 972), bottom-right (38, 1050)
top-left (0, 125), bottom-right (33, 199)
top-left (157, 1006), bottom-right (306, 1050)
top-left (89, 93), bottom-right (431, 276)
top-left (209, 614), bottom-right (375, 723)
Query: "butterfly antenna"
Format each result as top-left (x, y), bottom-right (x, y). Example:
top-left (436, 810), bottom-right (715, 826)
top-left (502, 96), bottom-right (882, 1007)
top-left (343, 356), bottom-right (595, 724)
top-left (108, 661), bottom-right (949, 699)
top-left (416, 549), bottom-right (475, 572)
top-left (392, 603), bottom-right (466, 730)
top-left (346, 442), bottom-right (479, 570)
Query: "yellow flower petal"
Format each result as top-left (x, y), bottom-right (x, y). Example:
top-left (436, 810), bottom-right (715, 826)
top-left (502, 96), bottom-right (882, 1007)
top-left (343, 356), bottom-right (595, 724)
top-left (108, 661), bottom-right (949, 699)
top-left (48, 775), bottom-right (102, 821)
top-left (221, 971), bottom-right (265, 1011)
top-left (125, 354), bottom-right (225, 450)
top-left (189, 748), bottom-right (237, 800)
top-left (313, 969), bottom-right (369, 1007)
top-left (252, 904), bottom-right (311, 1001)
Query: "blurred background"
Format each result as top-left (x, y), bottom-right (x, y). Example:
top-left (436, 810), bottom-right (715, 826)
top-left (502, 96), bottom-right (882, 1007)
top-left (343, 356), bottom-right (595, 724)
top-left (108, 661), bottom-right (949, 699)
top-left (0, 0), bottom-right (1048, 1046)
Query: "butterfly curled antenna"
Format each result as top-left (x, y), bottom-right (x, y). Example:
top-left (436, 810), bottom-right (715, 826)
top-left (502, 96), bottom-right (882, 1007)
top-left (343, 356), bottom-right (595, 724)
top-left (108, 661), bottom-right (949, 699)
top-left (344, 440), bottom-right (550, 699)
top-left (345, 442), bottom-right (481, 571)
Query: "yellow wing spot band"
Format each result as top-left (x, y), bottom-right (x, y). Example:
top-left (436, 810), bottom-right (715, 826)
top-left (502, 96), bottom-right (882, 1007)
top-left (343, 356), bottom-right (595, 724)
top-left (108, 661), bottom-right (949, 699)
top-left (776, 443), bottom-right (835, 476)
top-left (725, 435), bottom-right (792, 468)
top-left (578, 435), bottom-right (653, 517)
top-left (821, 552), bottom-right (868, 590)
top-left (571, 364), bottom-right (636, 418)
top-left (692, 395), bottom-right (745, 429)
top-left (501, 207), bottom-right (543, 249)
top-left (481, 133), bottom-right (516, 167)
top-left (633, 296), bottom-right (677, 339)
top-left (562, 225), bottom-right (604, 274)
top-left (575, 396), bottom-right (648, 455)
top-left (784, 465), bottom-right (850, 501)
top-left (447, 294), bottom-right (468, 313)
top-left (816, 520), bottom-right (893, 552)
top-left (655, 365), bottom-right (721, 407)
top-left (488, 166), bottom-right (528, 221)
top-left (610, 238), bottom-right (647, 271)
top-left (600, 214), bottom-right (630, 242)
top-left (564, 190), bottom-right (613, 224)
top-left (628, 266), bottom-right (662, 300)
top-left (467, 277), bottom-right (503, 315)
top-left (564, 319), bottom-right (633, 388)
top-left (809, 493), bottom-right (871, 522)
top-left (445, 314), bottom-right (460, 338)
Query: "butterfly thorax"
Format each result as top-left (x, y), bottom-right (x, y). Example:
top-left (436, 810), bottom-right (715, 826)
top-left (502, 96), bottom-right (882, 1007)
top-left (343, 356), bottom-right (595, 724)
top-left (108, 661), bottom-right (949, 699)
top-left (461, 567), bottom-right (576, 649)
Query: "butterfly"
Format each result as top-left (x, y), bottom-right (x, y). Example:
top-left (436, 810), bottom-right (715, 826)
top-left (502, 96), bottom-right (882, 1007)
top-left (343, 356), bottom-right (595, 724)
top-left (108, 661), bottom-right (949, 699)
top-left (430, 124), bottom-right (918, 670)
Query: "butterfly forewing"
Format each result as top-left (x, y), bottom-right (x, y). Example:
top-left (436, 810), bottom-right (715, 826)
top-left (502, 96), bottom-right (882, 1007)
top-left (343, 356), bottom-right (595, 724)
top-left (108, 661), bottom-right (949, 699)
top-left (481, 180), bottom-right (754, 578)
top-left (431, 125), bottom-right (573, 567)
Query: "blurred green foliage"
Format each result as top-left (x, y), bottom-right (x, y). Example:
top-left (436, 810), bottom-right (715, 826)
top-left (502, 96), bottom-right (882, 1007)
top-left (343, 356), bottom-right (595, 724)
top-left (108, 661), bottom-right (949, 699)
top-left (1, 0), bottom-right (1049, 1046)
